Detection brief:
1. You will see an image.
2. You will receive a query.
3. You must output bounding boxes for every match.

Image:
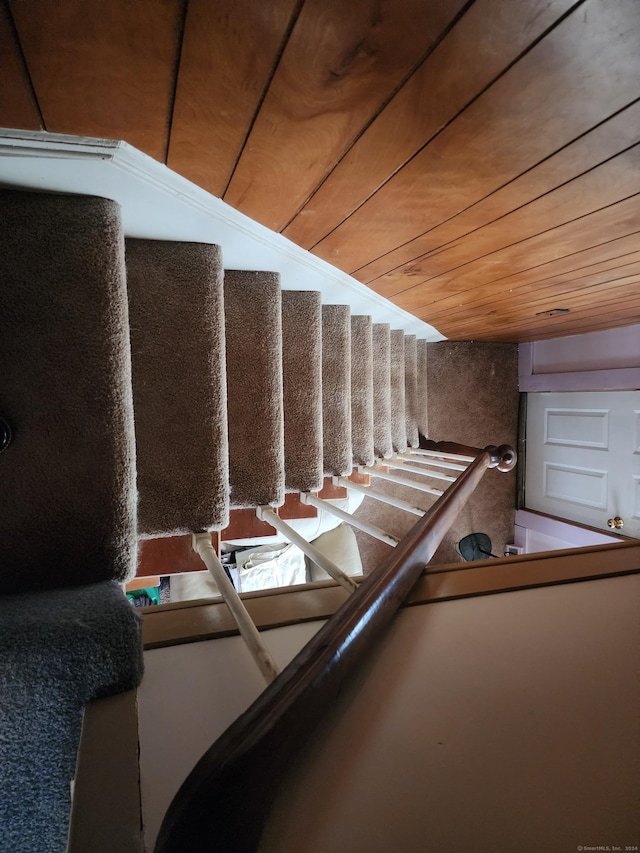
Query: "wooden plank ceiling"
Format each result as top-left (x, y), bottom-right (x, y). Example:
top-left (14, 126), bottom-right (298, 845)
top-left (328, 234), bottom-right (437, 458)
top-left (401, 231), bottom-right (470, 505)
top-left (2, 0), bottom-right (640, 342)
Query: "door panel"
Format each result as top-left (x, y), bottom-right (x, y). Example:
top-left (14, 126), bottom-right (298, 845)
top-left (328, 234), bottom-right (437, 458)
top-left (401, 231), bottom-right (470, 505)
top-left (526, 391), bottom-right (640, 537)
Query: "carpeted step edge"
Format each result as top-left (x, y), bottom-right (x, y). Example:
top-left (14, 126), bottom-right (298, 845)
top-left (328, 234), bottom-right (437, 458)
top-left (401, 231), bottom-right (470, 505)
top-left (126, 239), bottom-right (229, 537)
top-left (0, 190), bottom-right (137, 593)
top-left (282, 290), bottom-right (324, 492)
top-left (404, 334), bottom-right (419, 448)
top-left (417, 338), bottom-right (429, 437)
top-left (225, 270), bottom-right (285, 508)
top-left (322, 304), bottom-right (352, 476)
top-left (372, 323), bottom-right (393, 460)
top-left (350, 315), bottom-right (375, 466)
top-left (390, 329), bottom-right (408, 452)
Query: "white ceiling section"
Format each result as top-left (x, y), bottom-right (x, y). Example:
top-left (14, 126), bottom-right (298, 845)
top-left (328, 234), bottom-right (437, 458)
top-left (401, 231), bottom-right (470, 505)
top-left (0, 129), bottom-right (444, 341)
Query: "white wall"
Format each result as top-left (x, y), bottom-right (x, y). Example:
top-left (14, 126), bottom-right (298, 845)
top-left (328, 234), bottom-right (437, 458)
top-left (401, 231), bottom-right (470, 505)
top-left (137, 620), bottom-right (324, 849)
top-left (262, 574), bottom-right (640, 853)
top-left (514, 509), bottom-right (620, 553)
top-left (530, 325), bottom-right (640, 373)
top-left (519, 325), bottom-right (640, 391)
top-left (138, 574), bottom-right (639, 852)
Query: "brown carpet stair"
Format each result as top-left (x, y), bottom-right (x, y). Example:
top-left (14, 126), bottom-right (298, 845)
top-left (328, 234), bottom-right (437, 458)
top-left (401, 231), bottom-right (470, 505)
top-left (126, 239), bottom-right (229, 536)
top-left (0, 189), bottom-right (143, 853)
top-left (372, 323), bottom-right (394, 460)
top-left (417, 339), bottom-right (429, 437)
top-left (224, 270), bottom-right (285, 508)
top-left (404, 334), bottom-right (419, 449)
top-left (350, 315), bottom-right (375, 467)
top-left (321, 304), bottom-right (353, 476)
top-left (390, 329), bottom-right (408, 452)
top-left (282, 290), bottom-right (324, 493)
top-left (0, 186), bottom-right (440, 853)
top-left (0, 189), bottom-right (137, 594)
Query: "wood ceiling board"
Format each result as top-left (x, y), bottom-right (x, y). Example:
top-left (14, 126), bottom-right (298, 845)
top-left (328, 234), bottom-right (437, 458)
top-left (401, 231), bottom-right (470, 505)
top-left (310, 0), bottom-right (640, 274)
top-left (454, 311), bottom-right (640, 343)
top-left (390, 194), bottom-right (640, 315)
top-left (401, 233), bottom-right (640, 311)
top-left (0, 1), bottom-right (41, 130)
top-left (167, 0), bottom-right (299, 198)
top-left (223, 0), bottom-right (464, 232)
top-left (435, 296), bottom-right (640, 342)
top-left (425, 274), bottom-right (640, 335)
top-left (10, 0), bottom-right (184, 161)
top-left (371, 144), bottom-right (640, 298)
top-left (430, 271), bottom-right (640, 342)
top-left (434, 274), bottom-right (640, 337)
top-left (425, 261), bottom-right (640, 328)
top-left (369, 231), bottom-right (640, 307)
top-left (505, 250), bottom-right (640, 293)
top-left (440, 295), bottom-right (640, 343)
top-left (355, 98), bottom-right (640, 287)
top-left (282, 0), bottom-right (576, 250)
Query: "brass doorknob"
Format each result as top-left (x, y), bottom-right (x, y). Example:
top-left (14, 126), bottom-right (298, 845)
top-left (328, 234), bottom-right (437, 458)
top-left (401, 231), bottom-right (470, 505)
top-left (607, 516), bottom-right (624, 530)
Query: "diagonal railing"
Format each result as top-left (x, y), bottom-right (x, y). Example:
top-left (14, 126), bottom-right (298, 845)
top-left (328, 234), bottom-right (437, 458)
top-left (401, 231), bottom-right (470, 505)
top-left (156, 440), bottom-right (516, 853)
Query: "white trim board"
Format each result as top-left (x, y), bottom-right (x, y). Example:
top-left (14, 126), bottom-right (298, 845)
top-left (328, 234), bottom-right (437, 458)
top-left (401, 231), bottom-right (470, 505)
top-left (519, 334), bottom-right (640, 392)
top-left (515, 509), bottom-right (621, 551)
top-left (0, 128), bottom-right (444, 340)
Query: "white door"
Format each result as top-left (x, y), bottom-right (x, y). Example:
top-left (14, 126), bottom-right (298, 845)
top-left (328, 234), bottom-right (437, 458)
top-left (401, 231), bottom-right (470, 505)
top-left (525, 391), bottom-right (640, 538)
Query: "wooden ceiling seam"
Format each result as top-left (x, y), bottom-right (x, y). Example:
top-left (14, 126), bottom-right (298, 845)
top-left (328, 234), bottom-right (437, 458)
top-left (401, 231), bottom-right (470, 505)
top-left (424, 296), bottom-right (640, 341)
top-left (452, 230), bottom-right (640, 298)
top-left (305, 0), bottom-right (590, 255)
top-left (442, 303), bottom-right (640, 343)
top-left (223, 0), bottom-right (474, 232)
top-left (219, 0), bottom-right (306, 199)
top-left (430, 277), bottom-right (640, 331)
top-left (162, 0), bottom-right (190, 165)
top-left (4, 0), bottom-right (45, 130)
top-left (391, 144), bottom-right (640, 306)
top-left (387, 186), bottom-right (640, 315)
top-left (276, 0), bottom-right (479, 235)
top-left (311, 0), bottom-right (637, 278)
top-left (165, 0), bottom-right (302, 197)
top-left (364, 147), bottom-right (640, 299)
top-left (395, 187), bottom-right (640, 316)
top-left (512, 249), bottom-right (640, 290)
top-left (1, 0), bottom-right (638, 343)
top-left (358, 97), bottom-right (640, 290)
top-left (281, 0), bottom-right (581, 252)
top-left (424, 266), bottom-right (640, 327)
top-left (9, 0), bottom-right (186, 161)
top-left (431, 255), bottom-right (640, 310)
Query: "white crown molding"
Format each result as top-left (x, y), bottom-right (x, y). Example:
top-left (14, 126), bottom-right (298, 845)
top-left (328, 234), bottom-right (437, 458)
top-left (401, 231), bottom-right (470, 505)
top-left (0, 127), bottom-right (119, 158)
top-left (0, 129), bottom-right (445, 339)
top-left (110, 141), bottom-right (444, 338)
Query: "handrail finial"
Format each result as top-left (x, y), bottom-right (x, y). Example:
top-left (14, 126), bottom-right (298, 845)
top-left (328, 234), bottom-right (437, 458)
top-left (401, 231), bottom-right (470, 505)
top-left (484, 444), bottom-right (517, 472)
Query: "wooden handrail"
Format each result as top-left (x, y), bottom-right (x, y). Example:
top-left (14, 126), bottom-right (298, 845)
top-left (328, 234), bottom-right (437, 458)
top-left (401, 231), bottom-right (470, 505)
top-left (154, 442), bottom-right (516, 853)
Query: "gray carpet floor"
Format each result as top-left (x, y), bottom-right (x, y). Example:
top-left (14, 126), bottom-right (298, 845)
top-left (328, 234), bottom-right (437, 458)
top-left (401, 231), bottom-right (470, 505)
top-left (354, 341), bottom-right (519, 571)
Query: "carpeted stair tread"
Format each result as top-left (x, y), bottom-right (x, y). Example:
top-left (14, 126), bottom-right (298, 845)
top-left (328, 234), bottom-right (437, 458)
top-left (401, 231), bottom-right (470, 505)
top-left (126, 239), bottom-right (229, 536)
top-left (390, 329), bottom-right (408, 452)
top-left (0, 190), bottom-right (136, 594)
top-left (372, 323), bottom-right (393, 460)
top-left (0, 581), bottom-right (143, 853)
top-left (322, 304), bottom-right (352, 476)
top-left (282, 290), bottom-right (323, 492)
top-left (404, 334), bottom-right (419, 448)
top-left (225, 270), bottom-right (285, 507)
top-left (417, 339), bottom-right (429, 437)
top-left (350, 315), bottom-right (375, 466)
